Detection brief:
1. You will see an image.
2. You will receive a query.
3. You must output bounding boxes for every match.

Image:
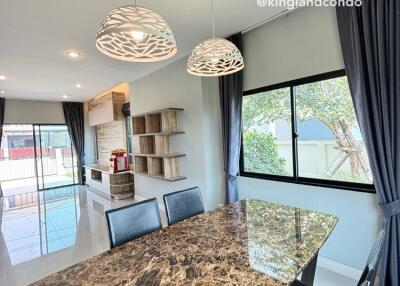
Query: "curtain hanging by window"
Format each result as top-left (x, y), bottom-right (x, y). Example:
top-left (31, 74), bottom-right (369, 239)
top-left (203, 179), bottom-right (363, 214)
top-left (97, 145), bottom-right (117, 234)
top-left (336, 2), bottom-right (400, 285)
top-left (0, 97), bottom-right (4, 197)
top-left (218, 33), bottom-right (243, 204)
top-left (62, 102), bottom-right (85, 184)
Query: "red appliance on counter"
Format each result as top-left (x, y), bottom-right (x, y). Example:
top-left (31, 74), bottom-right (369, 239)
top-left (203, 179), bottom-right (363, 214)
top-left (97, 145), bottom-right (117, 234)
top-left (110, 149), bottom-right (129, 173)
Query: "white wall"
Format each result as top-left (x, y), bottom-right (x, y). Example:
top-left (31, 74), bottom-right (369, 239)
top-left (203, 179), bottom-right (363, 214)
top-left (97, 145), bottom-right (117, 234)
top-left (130, 57), bottom-right (224, 210)
top-left (4, 99), bottom-right (65, 124)
top-left (240, 7), bottom-right (380, 270)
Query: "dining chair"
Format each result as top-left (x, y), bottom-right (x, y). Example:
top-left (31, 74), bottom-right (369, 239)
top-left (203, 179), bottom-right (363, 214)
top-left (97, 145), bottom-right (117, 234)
top-left (105, 198), bottom-right (162, 249)
top-left (163, 187), bottom-right (205, 225)
top-left (292, 229), bottom-right (386, 286)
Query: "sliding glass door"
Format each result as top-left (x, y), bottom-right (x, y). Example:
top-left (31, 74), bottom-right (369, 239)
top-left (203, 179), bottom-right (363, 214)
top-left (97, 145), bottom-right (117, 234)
top-left (0, 125), bottom-right (37, 196)
top-left (1, 124), bottom-right (78, 196)
top-left (34, 125), bottom-right (78, 190)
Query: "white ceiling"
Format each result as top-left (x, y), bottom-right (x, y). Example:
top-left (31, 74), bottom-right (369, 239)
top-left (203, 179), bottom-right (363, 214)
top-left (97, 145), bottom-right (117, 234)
top-left (0, 0), bottom-right (286, 102)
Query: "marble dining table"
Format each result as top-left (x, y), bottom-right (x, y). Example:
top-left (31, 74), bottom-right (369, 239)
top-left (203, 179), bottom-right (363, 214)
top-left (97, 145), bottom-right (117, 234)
top-left (30, 199), bottom-right (338, 286)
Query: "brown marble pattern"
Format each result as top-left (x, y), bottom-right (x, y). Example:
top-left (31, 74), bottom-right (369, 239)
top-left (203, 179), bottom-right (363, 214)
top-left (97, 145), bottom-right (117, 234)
top-left (30, 199), bottom-right (338, 286)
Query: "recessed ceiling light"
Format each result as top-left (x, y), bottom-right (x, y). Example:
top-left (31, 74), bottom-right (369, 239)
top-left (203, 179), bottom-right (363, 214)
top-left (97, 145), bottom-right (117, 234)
top-left (0, 75), bottom-right (6, 80)
top-left (62, 94), bottom-right (68, 99)
top-left (0, 90), bottom-right (5, 94)
top-left (76, 83), bottom-right (82, 88)
top-left (67, 51), bottom-right (80, 58)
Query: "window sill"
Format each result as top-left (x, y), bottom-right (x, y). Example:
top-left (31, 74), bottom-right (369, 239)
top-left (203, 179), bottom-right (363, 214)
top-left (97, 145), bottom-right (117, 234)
top-left (239, 172), bottom-right (376, 194)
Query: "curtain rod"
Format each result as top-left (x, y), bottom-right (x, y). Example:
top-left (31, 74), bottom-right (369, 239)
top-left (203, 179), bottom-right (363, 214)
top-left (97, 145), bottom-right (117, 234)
top-left (241, 6), bottom-right (301, 34)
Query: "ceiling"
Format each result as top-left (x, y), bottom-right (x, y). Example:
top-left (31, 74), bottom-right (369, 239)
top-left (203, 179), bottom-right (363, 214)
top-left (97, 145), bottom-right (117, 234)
top-left (0, 0), bottom-right (286, 102)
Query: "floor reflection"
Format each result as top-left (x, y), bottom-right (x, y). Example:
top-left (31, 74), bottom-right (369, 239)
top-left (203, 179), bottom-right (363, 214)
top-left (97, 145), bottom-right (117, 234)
top-left (1, 188), bottom-right (79, 265)
top-left (0, 186), bottom-right (131, 286)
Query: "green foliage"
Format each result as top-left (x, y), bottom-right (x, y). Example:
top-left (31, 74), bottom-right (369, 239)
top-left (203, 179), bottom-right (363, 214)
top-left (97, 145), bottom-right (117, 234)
top-left (243, 130), bottom-right (287, 175)
top-left (242, 76), bottom-right (370, 182)
top-left (296, 76), bottom-right (357, 126)
top-left (243, 87), bottom-right (290, 130)
top-left (243, 76), bottom-right (357, 128)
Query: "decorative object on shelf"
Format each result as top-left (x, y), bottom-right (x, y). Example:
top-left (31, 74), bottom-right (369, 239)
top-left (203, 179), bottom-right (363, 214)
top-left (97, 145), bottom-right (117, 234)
top-left (110, 148), bottom-right (129, 173)
top-left (187, 0), bottom-right (244, 77)
top-left (96, 1), bottom-right (177, 62)
top-left (132, 108), bottom-right (186, 182)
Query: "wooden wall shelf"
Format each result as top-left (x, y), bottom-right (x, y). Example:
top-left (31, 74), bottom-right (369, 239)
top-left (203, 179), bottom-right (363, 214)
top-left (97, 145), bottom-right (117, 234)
top-left (135, 132), bottom-right (185, 137)
top-left (131, 108), bottom-right (185, 182)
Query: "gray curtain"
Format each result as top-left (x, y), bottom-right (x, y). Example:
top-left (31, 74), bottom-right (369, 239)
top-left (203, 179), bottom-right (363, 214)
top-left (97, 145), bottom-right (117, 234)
top-left (62, 102), bottom-right (85, 184)
top-left (336, 2), bottom-right (400, 285)
top-left (0, 97), bottom-right (4, 147)
top-left (0, 97), bottom-right (4, 197)
top-left (218, 33), bottom-right (243, 204)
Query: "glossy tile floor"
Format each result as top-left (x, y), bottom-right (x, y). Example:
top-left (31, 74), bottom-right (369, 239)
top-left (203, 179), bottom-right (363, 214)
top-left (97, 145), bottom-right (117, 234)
top-left (0, 186), bottom-right (357, 286)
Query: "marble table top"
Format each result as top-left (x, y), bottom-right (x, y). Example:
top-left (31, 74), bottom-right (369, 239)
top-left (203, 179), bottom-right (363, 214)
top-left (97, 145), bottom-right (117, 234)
top-left (30, 199), bottom-right (338, 286)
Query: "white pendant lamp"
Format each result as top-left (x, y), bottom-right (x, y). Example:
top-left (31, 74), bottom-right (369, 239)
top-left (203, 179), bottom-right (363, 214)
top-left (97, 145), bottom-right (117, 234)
top-left (96, 1), bottom-right (177, 62)
top-left (187, 0), bottom-right (244, 77)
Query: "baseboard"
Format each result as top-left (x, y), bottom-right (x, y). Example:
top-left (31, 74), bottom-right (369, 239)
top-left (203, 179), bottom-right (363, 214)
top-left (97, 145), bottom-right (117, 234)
top-left (318, 256), bottom-right (362, 280)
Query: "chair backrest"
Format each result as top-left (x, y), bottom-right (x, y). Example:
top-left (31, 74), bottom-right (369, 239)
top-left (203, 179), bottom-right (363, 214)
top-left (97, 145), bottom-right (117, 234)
top-left (358, 229), bottom-right (386, 286)
top-left (105, 198), bottom-right (162, 248)
top-left (163, 187), bottom-right (205, 225)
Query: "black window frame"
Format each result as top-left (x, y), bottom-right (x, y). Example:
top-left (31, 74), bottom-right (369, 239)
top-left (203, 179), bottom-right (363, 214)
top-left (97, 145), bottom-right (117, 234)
top-left (240, 69), bottom-right (375, 194)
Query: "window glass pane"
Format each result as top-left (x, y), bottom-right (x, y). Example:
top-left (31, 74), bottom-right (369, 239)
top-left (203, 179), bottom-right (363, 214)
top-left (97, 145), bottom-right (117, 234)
top-left (242, 87), bottom-right (293, 176)
top-left (295, 76), bottom-right (373, 184)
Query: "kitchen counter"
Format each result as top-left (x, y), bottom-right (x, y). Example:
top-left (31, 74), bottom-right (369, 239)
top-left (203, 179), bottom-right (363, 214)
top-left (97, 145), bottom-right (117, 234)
top-left (30, 199), bottom-right (338, 285)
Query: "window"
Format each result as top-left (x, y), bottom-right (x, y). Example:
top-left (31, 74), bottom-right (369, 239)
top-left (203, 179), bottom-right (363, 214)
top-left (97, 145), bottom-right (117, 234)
top-left (241, 70), bottom-right (374, 192)
top-left (242, 87), bottom-right (293, 176)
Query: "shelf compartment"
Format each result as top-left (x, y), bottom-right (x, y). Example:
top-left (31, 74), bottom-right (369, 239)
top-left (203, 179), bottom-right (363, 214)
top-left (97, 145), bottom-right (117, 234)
top-left (133, 116), bottom-right (146, 135)
top-left (91, 169), bottom-right (103, 182)
top-left (139, 136), bottom-right (155, 154)
top-left (110, 183), bottom-right (134, 194)
top-left (163, 157), bottom-right (180, 179)
top-left (135, 156), bottom-right (148, 174)
top-left (147, 157), bottom-right (163, 177)
top-left (161, 111), bottom-right (178, 133)
top-left (154, 135), bottom-right (170, 155)
top-left (145, 114), bottom-right (161, 134)
top-left (110, 173), bottom-right (133, 185)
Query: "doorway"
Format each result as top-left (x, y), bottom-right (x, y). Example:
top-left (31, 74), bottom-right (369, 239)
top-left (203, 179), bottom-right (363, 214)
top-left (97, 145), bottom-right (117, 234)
top-left (0, 124), bottom-right (78, 196)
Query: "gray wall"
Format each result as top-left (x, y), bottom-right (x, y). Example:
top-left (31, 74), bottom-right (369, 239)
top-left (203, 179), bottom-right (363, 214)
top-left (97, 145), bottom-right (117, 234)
top-left (243, 7), bottom-right (344, 91)
top-left (4, 99), bottom-right (65, 124)
top-left (240, 7), bottom-right (380, 270)
top-left (130, 57), bottom-right (225, 210)
top-left (83, 102), bottom-right (96, 165)
top-left (201, 77), bottom-right (225, 209)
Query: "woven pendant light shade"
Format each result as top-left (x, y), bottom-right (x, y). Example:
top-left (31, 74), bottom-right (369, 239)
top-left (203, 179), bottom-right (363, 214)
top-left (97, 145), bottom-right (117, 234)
top-left (96, 5), bottom-right (177, 62)
top-left (187, 38), bottom-right (244, 77)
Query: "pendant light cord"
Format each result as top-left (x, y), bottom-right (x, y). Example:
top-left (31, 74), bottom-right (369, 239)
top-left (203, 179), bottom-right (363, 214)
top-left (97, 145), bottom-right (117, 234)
top-left (211, 0), bottom-right (215, 38)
